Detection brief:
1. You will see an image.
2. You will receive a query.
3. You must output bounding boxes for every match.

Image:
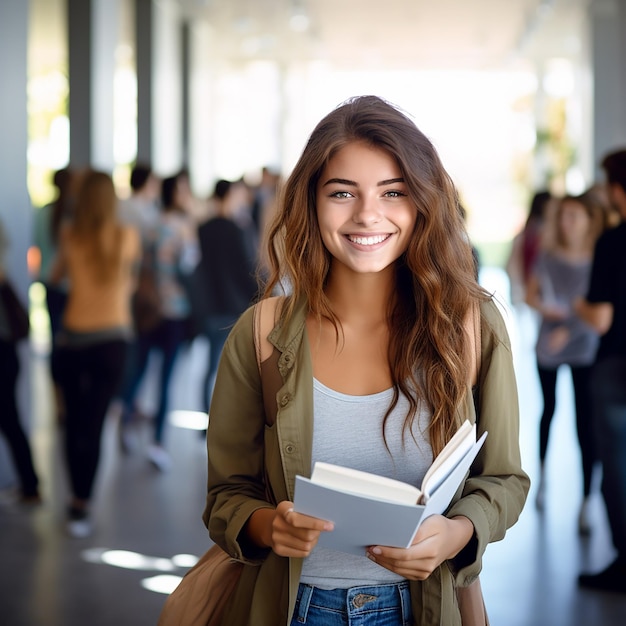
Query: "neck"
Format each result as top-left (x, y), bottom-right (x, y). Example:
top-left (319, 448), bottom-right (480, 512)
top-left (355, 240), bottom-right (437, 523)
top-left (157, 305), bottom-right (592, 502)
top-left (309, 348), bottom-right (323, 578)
top-left (324, 264), bottom-right (396, 325)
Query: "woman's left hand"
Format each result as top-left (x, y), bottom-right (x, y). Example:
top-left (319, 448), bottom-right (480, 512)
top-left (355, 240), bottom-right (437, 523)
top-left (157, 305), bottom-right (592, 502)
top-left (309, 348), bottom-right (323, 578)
top-left (366, 514), bottom-right (474, 580)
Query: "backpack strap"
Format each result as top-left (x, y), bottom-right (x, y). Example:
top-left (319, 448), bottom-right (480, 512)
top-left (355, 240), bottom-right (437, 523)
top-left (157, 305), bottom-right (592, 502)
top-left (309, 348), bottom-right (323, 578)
top-left (253, 297), bottom-right (285, 426)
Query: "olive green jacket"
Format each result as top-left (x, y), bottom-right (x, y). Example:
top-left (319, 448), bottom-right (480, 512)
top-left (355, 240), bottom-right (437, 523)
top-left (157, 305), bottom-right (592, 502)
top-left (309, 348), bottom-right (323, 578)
top-left (204, 296), bottom-right (529, 625)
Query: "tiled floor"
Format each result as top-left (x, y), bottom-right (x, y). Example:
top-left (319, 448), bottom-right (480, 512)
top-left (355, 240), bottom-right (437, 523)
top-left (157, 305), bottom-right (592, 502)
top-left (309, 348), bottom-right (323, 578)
top-left (1, 271), bottom-right (626, 625)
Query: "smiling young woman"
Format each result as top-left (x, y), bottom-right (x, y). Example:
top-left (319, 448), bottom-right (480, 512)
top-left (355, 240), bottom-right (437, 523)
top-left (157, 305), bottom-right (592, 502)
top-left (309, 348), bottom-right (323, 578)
top-left (202, 95), bottom-right (529, 626)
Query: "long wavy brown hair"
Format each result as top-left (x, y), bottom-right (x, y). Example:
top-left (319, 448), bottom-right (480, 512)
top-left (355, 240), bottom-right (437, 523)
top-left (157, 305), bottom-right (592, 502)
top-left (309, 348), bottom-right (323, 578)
top-left (263, 96), bottom-right (488, 455)
top-left (69, 170), bottom-right (122, 283)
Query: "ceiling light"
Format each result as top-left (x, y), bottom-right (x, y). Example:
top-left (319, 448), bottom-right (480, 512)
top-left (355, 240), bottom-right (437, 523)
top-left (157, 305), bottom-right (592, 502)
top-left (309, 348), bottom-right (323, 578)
top-left (290, 13), bottom-right (310, 32)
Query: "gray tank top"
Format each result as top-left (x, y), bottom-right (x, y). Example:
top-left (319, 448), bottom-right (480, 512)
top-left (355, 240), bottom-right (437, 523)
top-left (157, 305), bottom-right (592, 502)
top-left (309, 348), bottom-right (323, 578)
top-left (534, 252), bottom-right (599, 367)
top-left (299, 378), bottom-right (432, 589)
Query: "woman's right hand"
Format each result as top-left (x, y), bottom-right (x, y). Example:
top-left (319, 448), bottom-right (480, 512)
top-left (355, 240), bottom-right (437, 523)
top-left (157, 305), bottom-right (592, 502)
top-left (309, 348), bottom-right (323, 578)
top-left (270, 500), bottom-right (334, 558)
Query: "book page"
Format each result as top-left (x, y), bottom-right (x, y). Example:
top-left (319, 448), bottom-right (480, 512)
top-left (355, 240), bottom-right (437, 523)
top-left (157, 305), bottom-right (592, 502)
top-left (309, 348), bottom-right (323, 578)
top-left (311, 462), bottom-right (421, 505)
top-left (419, 420), bottom-right (475, 501)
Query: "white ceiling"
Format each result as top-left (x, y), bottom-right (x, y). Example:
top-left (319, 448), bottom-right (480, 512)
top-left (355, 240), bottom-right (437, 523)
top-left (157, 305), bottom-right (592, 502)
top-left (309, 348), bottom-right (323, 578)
top-left (177, 0), bottom-right (589, 69)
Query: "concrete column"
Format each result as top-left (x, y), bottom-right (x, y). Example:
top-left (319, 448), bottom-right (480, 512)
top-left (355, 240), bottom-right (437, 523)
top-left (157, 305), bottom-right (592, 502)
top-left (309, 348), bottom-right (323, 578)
top-left (188, 20), bottom-right (215, 198)
top-left (152, 0), bottom-right (183, 175)
top-left (0, 0), bottom-right (33, 487)
top-left (67, 0), bottom-right (91, 167)
top-left (67, 0), bottom-right (120, 170)
top-left (92, 0), bottom-right (121, 171)
top-left (135, 0), bottom-right (154, 164)
top-left (590, 0), bottom-right (626, 177)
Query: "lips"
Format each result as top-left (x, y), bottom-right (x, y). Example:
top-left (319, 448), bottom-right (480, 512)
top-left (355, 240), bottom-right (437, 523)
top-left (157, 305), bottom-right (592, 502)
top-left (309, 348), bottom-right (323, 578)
top-left (346, 234), bottom-right (391, 246)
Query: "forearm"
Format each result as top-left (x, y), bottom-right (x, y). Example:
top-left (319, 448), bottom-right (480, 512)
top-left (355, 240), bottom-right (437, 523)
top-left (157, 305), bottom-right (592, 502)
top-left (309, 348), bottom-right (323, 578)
top-left (244, 507), bottom-right (276, 549)
top-left (573, 297), bottom-right (613, 334)
top-left (446, 515), bottom-right (475, 560)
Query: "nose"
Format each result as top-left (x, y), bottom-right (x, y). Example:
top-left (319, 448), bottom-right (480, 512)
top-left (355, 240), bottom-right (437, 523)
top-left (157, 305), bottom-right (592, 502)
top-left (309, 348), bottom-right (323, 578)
top-left (352, 195), bottom-right (382, 226)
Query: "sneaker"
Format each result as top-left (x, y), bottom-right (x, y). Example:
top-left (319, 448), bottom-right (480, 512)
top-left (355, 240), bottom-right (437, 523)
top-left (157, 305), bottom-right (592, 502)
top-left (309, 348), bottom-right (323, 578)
top-left (147, 444), bottom-right (171, 472)
top-left (66, 506), bottom-right (92, 539)
top-left (578, 559), bottom-right (626, 593)
top-left (578, 497), bottom-right (592, 535)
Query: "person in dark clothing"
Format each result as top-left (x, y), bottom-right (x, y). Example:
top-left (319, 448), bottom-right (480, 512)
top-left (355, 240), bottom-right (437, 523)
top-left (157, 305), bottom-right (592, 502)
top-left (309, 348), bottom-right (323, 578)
top-left (575, 149), bottom-right (626, 593)
top-left (197, 179), bottom-right (259, 413)
top-left (0, 221), bottom-right (40, 503)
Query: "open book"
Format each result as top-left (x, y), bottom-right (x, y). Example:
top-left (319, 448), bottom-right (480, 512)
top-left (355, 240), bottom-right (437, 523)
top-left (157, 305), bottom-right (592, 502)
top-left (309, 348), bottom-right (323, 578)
top-left (293, 420), bottom-right (487, 555)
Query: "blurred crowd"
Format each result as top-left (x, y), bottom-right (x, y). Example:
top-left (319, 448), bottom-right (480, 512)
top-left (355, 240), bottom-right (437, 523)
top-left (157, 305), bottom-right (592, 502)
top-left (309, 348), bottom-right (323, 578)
top-left (1, 163), bottom-right (280, 537)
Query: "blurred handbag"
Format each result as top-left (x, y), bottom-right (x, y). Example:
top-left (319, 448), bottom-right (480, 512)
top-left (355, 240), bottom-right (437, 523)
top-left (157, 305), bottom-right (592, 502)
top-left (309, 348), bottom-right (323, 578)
top-left (132, 242), bottom-right (162, 333)
top-left (157, 543), bottom-right (243, 626)
top-left (0, 280), bottom-right (30, 342)
top-left (458, 577), bottom-right (489, 626)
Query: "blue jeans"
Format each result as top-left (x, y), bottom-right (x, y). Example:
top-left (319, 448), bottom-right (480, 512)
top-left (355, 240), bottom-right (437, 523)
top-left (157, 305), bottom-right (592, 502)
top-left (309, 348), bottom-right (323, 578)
top-left (202, 315), bottom-right (237, 413)
top-left (592, 357), bottom-right (626, 557)
top-left (290, 582), bottom-right (412, 626)
top-left (120, 318), bottom-right (187, 444)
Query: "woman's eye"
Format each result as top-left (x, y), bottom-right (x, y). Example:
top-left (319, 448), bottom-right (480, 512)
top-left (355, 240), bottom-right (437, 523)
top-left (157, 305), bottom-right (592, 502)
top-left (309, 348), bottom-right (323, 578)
top-left (384, 190), bottom-right (407, 198)
top-left (329, 190), bottom-right (353, 199)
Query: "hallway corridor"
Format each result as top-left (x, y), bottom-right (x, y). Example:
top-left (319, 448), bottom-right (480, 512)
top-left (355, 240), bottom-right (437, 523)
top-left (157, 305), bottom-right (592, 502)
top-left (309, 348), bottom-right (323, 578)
top-left (1, 273), bottom-right (626, 625)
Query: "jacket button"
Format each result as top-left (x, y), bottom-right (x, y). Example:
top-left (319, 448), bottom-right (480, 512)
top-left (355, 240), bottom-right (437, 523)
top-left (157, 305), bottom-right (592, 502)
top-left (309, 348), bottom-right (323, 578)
top-left (285, 444), bottom-right (295, 454)
top-left (279, 394), bottom-right (290, 407)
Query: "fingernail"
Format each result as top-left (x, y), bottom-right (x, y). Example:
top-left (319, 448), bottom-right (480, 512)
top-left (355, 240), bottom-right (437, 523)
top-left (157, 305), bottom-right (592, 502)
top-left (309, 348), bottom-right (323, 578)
top-left (370, 547), bottom-right (382, 555)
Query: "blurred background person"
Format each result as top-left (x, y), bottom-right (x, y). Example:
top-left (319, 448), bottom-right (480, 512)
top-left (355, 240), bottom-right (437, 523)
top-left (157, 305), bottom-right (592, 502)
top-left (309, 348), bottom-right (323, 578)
top-left (116, 163), bottom-right (161, 428)
top-left (0, 217), bottom-right (41, 504)
top-left (50, 170), bottom-right (140, 537)
top-left (32, 167), bottom-right (74, 423)
top-left (196, 178), bottom-right (259, 415)
top-left (506, 189), bottom-right (552, 306)
top-left (525, 192), bottom-right (608, 533)
top-left (117, 163), bottom-right (160, 236)
top-left (576, 149), bottom-right (626, 593)
top-left (117, 171), bottom-right (198, 471)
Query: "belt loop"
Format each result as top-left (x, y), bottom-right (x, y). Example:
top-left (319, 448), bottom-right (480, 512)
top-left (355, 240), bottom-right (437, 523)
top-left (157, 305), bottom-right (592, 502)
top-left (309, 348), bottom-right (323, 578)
top-left (294, 584), bottom-right (314, 623)
top-left (399, 581), bottom-right (412, 625)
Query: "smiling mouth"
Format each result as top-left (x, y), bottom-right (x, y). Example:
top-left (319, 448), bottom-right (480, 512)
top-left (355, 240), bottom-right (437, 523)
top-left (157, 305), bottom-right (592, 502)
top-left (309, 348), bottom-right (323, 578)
top-left (346, 234), bottom-right (391, 246)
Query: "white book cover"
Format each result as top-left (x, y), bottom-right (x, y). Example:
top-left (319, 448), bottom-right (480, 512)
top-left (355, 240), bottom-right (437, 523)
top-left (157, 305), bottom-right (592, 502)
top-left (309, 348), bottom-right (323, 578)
top-left (293, 430), bottom-right (487, 555)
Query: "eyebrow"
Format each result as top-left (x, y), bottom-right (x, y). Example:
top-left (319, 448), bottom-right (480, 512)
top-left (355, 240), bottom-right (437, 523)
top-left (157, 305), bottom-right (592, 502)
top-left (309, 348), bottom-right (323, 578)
top-left (322, 177), bottom-right (405, 187)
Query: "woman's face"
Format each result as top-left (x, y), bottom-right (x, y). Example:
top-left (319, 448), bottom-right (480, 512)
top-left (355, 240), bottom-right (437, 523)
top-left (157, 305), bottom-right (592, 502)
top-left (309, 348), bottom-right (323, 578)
top-left (558, 199), bottom-right (591, 247)
top-left (316, 141), bottom-right (417, 276)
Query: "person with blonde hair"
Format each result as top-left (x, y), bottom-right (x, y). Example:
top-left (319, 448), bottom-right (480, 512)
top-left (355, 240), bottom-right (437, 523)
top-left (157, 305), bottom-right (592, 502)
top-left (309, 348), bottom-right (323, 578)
top-left (203, 96), bottom-right (529, 624)
top-left (51, 170), bottom-right (140, 537)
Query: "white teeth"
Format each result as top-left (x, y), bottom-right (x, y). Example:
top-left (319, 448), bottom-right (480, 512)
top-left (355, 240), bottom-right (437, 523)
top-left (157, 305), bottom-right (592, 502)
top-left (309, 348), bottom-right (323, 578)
top-left (348, 234), bottom-right (389, 246)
